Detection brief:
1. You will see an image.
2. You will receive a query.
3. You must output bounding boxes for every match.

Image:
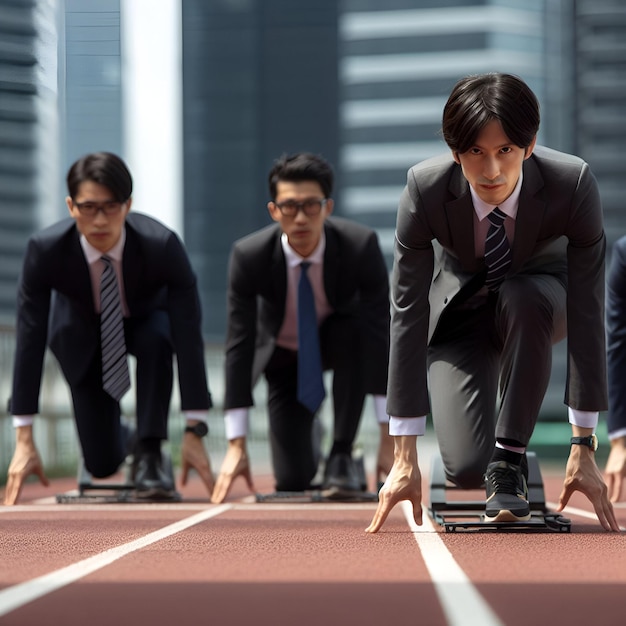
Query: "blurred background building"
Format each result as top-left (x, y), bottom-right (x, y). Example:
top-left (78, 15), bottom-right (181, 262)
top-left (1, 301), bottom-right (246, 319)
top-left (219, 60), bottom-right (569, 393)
top-left (1, 0), bottom-right (625, 472)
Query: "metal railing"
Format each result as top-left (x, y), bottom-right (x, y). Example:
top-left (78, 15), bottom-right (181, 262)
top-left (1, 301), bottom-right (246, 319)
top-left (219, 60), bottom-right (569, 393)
top-left (0, 325), bottom-right (570, 482)
top-left (0, 327), bottom-right (384, 481)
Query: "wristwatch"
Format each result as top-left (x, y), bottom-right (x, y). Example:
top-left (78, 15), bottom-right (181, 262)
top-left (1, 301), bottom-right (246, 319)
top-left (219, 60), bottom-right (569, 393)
top-left (570, 434), bottom-right (598, 451)
top-left (185, 422), bottom-right (209, 438)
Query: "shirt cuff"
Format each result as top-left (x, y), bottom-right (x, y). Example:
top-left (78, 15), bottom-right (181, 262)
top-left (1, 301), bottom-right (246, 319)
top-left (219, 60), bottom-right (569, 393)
top-left (183, 410), bottom-right (209, 424)
top-left (567, 407), bottom-right (599, 430)
top-left (389, 415), bottom-right (427, 436)
top-left (224, 408), bottom-right (249, 440)
top-left (373, 395), bottom-right (389, 424)
top-left (13, 415), bottom-right (34, 428)
top-left (608, 427), bottom-right (626, 440)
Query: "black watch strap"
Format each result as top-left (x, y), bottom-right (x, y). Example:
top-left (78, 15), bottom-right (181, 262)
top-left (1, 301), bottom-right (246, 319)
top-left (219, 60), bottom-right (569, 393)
top-left (185, 422), bottom-right (209, 438)
top-left (570, 434), bottom-right (598, 451)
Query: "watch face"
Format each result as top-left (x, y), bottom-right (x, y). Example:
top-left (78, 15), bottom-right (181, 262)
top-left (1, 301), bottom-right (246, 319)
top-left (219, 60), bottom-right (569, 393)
top-left (590, 434), bottom-right (599, 451)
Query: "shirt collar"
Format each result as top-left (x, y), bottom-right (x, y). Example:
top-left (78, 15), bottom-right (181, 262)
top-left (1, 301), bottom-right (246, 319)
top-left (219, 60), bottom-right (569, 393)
top-left (79, 227), bottom-right (126, 264)
top-left (470, 170), bottom-right (523, 222)
top-left (280, 231), bottom-right (326, 268)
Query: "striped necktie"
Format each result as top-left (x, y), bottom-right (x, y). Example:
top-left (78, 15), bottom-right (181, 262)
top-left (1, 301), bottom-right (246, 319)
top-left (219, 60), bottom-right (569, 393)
top-left (296, 262), bottom-right (325, 413)
top-left (100, 255), bottom-right (131, 400)
top-left (484, 207), bottom-right (512, 292)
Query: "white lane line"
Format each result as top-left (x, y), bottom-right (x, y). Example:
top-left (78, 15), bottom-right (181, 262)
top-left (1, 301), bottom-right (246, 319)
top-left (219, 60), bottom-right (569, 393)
top-left (546, 501), bottom-right (598, 521)
top-left (235, 502), bottom-right (378, 511)
top-left (1, 500), bottom-right (379, 514)
top-left (1, 503), bottom-right (219, 513)
top-left (0, 504), bottom-right (232, 618)
top-left (547, 501), bottom-right (626, 531)
top-left (401, 502), bottom-right (504, 626)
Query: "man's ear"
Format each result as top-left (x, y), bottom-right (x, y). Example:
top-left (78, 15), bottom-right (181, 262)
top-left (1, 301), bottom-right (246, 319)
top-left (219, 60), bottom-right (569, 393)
top-left (452, 151), bottom-right (461, 164)
top-left (524, 135), bottom-right (537, 159)
top-left (267, 201), bottom-right (281, 223)
top-left (324, 198), bottom-right (334, 217)
top-left (66, 196), bottom-right (74, 215)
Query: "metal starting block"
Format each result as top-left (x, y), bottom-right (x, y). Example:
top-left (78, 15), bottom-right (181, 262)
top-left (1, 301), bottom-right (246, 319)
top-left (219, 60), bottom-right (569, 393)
top-left (428, 451), bottom-right (571, 533)
top-left (255, 489), bottom-right (378, 503)
top-left (255, 453), bottom-right (379, 503)
top-left (55, 455), bottom-right (181, 504)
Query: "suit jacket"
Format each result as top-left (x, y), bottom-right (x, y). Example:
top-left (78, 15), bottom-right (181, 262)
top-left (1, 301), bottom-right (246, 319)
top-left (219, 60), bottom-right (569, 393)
top-left (11, 212), bottom-right (211, 415)
top-left (606, 235), bottom-right (626, 433)
top-left (388, 145), bottom-right (607, 417)
top-left (224, 216), bottom-right (390, 410)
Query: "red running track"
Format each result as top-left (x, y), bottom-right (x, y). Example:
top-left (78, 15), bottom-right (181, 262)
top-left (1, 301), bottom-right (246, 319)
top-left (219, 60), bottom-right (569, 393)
top-left (1, 459), bottom-right (625, 626)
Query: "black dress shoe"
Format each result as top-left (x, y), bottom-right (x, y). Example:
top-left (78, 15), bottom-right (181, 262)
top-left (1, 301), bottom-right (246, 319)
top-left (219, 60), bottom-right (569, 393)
top-left (132, 451), bottom-right (177, 500)
top-left (321, 452), bottom-right (362, 499)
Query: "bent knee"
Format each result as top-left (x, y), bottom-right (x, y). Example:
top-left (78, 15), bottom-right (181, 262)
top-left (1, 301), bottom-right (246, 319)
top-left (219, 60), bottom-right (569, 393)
top-left (84, 458), bottom-right (123, 479)
top-left (445, 460), bottom-right (488, 490)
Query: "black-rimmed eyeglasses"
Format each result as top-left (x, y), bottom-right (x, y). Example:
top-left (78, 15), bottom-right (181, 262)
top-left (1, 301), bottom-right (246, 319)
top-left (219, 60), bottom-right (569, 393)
top-left (73, 200), bottom-right (125, 216)
top-left (274, 198), bottom-right (328, 217)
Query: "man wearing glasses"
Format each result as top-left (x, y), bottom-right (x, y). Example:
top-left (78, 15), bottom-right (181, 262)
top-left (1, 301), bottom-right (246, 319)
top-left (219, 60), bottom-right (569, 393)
top-left (212, 152), bottom-right (391, 502)
top-left (3, 152), bottom-right (215, 505)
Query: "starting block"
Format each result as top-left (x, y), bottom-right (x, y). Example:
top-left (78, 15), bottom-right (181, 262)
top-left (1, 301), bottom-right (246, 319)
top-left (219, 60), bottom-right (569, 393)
top-left (255, 489), bottom-right (378, 503)
top-left (255, 454), bottom-right (379, 503)
top-left (428, 451), bottom-right (571, 532)
top-left (55, 454), bottom-right (181, 504)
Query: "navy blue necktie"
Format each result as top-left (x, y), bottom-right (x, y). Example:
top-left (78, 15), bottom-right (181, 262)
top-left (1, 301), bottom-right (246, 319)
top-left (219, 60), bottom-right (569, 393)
top-left (100, 255), bottom-right (131, 401)
top-left (484, 207), bottom-right (512, 292)
top-left (297, 262), bottom-right (325, 413)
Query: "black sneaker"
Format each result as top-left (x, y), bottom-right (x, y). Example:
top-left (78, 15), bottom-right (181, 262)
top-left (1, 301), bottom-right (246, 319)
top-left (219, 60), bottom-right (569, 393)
top-left (484, 460), bottom-right (530, 522)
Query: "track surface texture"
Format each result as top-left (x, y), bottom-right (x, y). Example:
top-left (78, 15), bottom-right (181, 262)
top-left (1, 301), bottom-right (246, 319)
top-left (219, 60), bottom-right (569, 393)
top-left (1, 449), bottom-right (625, 626)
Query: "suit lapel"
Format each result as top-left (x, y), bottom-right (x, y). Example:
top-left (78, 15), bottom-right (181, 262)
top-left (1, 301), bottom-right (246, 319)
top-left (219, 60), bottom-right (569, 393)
top-left (446, 171), bottom-right (480, 271)
top-left (121, 225), bottom-right (141, 306)
top-left (510, 157), bottom-right (546, 272)
top-left (322, 222), bottom-right (339, 307)
top-left (64, 227), bottom-right (95, 308)
top-left (270, 227), bottom-right (287, 307)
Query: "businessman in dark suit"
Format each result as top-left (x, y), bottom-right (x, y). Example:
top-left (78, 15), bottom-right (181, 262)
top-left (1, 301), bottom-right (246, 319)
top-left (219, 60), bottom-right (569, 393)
top-left (366, 73), bottom-right (619, 532)
top-left (3, 152), bottom-right (214, 505)
top-left (212, 152), bottom-right (391, 502)
top-left (605, 235), bottom-right (626, 502)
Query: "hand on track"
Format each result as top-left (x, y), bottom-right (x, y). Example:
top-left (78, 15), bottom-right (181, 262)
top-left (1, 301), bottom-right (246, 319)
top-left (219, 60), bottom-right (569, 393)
top-left (557, 445), bottom-right (621, 532)
top-left (211, 437), bottom-right (255, 503)
top-left (181, 432), bottom-right (215, 497)
top-left (366, 435), bottom-right (422, 533)
top-left (3, 436), bottom-right (49, 505)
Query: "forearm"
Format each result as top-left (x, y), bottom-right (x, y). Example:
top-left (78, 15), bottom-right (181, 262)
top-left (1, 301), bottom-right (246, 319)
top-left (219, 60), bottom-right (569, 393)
top-left (394, 435), bottom-right (418, 465)
top-left (16, 424), bottom-right (35, 446)
top-left (571, 425), bottom-right (594, 437)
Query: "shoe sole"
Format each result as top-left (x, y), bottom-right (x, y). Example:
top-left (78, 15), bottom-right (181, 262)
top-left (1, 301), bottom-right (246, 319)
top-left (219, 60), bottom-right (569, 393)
top-left (484, 509), bottom-right (531, 523)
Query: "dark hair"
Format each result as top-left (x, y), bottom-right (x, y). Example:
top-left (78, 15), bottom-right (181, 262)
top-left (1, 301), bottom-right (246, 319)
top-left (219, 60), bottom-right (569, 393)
top-left (441, 73), bottom-right (540, 154)
top-left (268, 152), bottom-right (334, 201)
top-left (66, 152), bottom-right (133, 202)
